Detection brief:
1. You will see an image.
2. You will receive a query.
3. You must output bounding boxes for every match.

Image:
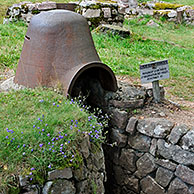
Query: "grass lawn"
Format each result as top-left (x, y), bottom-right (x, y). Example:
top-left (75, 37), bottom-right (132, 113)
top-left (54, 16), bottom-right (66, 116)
top-left (0, 88), bottom-right (105, 191)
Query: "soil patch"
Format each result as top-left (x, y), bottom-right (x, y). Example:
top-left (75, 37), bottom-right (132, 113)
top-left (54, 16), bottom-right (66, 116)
top-left (117, 75), bottom-right (194, 128)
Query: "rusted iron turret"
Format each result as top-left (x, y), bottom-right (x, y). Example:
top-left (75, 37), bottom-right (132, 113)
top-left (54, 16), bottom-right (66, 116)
top-left (14, 10), bottom-right (117, 97)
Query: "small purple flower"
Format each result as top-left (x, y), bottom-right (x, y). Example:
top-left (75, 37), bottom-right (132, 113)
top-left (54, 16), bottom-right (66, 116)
top-left (60, 144), bottom-right (63, 147)
top-left (39, 144), bottom-right (43, 147)
top-left (47, 133), bottom-right (50, 137)
top-left (30, 178), bottom-right (33, 181)
top-left (52, 138), bottom-right (55, 141)
top-left (59, 135), bottom-right (64, 139)
top-left (64, 155), bottom-right (67, 158)
top-left (42, 129), bottom-right (45, 132)
top-left (5, 136), bottom-right (8, 139)
top-left (23, 152), bottom-right (25, 155)
top-left (72, 155), bottom-right (74, 158)
top-left (52, 150), bottom-right (55, 152)
top-left (31, 149), bottom-right (34, 152)
top-left (33, 125), bottom-right (35, 128)
top-left (21, 131), bottom-right (23, 134)
top-left (23, 144), bottom-right (26, 147)
top-left (49, 148), bottom-right (52, 151)
top-left (39, 99), bottom-right (44, 102)
top-left (95, 135), bottom-right (99, 139)
top-left (45, 124), bottom-right (48, 126)
top-left (17, 145), bottom-right (20, 148)
top-left (31, 168), bottom-right (35, 171)
top-left (81, 109), bottom-right (83, 111)
top-left (48, 142), bottom-right (51, 145)
top-left (65, 134), bottom-right (67, 136)
top-left (48, 164), bottom-right (51, 168)
top-left (70, 159), bottom-right (73, 162)
top-left (37, 127), bottom-right (40, 129)
top-left (68, 141), bottom-right (70, 144)
top-left (53, 103), bottom-right (56, 106)
top-left (57, 105), bottom-right (59, 107)
top-left (56, 137), bottom-right (58, 140)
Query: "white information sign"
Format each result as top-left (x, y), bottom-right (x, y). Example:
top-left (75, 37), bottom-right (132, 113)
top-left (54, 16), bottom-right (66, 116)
top-left (140, 60), bottom-right (170, 83)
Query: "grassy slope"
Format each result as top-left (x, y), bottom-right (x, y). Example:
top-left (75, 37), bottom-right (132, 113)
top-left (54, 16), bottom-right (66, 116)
top-left (0, 88), bottom-right (104, 190)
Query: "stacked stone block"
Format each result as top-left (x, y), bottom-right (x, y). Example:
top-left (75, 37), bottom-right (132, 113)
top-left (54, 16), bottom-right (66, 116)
top-left (3, 1), bottom-right (124, 27)
top-left (77, 1), bottom-right (124, 27)
top-left (18, 135), bottom-right (106, 194)
top-left (103, 82), bottom-right (194, 194)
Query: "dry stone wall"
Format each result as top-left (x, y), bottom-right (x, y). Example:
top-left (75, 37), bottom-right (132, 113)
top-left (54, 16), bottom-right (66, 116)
top-left (3, 1), bottom-right (124, 27)
top-left (103, 82), bottom-right (194, 194)
top-left (122, 1), bottom-right (194, 25)
top-left (17, 135), bottom-right (106, 194)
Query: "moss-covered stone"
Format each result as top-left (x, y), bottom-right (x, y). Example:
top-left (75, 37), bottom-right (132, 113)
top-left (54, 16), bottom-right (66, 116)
top-left (96, 0), bottom-right (117, 3)
top-left (31, 10), bottom-right (40, 14)
top-left (153, 10), bottom-right (171, 16)
top-left (153, 3), bottom-right (183, 10)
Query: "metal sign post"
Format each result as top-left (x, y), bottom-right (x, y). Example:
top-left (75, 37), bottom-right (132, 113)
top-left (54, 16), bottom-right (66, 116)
top-left (140, 60), bottom-right (170, 103)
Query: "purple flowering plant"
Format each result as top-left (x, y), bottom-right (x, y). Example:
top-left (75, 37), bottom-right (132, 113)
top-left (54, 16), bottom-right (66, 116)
top-left (0, 88), bottom-right (106, 185)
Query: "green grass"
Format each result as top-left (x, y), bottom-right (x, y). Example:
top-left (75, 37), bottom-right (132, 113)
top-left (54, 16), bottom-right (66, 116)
top-left (0, 22), bottom-right (27, 70)
top-left (93, 18), bottom-right (194, 101)
top-left (0, 88), bottom-right (105, 191)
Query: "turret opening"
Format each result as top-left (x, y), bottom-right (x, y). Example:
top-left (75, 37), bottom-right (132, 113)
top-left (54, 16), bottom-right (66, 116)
top-left (69, 66), bottom-right (117, 108)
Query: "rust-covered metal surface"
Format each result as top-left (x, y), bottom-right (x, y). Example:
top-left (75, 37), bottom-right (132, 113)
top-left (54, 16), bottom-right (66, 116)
top-left (14, 10), bottom-right (117, 96)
